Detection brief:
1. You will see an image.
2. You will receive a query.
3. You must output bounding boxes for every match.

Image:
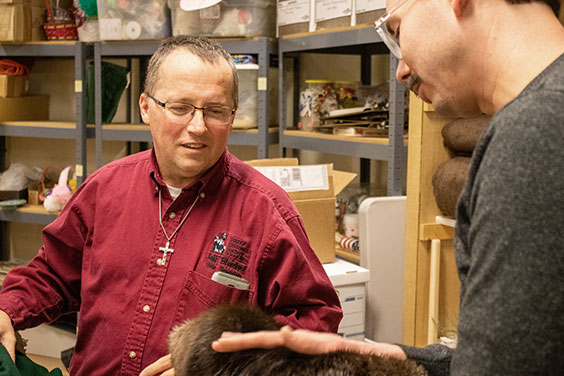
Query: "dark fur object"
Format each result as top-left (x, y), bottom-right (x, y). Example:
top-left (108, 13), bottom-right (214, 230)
top-left (432, 156), bottom-right (472, 217)
top-left (442, 115), bottom-right (490, 155)
top-left (169, 305), bottom-right (428, 376)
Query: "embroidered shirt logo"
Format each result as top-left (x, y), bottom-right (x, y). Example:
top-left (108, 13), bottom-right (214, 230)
top-left (213, 233), bottom-right (227, 253)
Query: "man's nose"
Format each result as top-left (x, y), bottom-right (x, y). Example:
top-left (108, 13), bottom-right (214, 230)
top-left (186, 108), bottom-right (206, 133)
top-left (395, 59), bottom-right (411, 84)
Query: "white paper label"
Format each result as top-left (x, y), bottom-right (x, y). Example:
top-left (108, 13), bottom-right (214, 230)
top-left (99, 18), bottom-right (122, 40)
top-left (356, 0), bottom-right (385, 13)
top-left (316, 0), bottom-right (352, 22)
top-left (277, 0), bottom-right (310, 26)
top-left (179, 0), bottom-right (222, 11)
top-left (254, 165), bottom-right (329, 192)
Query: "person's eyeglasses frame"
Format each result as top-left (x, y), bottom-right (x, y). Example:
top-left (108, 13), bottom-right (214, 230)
top-left (146, 93), bottom-right (235, 126)
top-left (374, 0), bottom-right (414, 60)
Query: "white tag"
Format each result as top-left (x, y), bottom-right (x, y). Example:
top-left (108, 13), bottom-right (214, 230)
top-left (99, 18), bottom-right (122, 40)
top-left (316, 0), bottom-right (352, 22)
top-left (356, 0), bottom-right (385, 13)
top-left (254, 165), bottom-right (329, 192)
top-left (200, 4), bottom-right (221, 19)
top-left (179, 0), bottom-right (221, 11)
top-left (277, 0), bottom-right (310, 26)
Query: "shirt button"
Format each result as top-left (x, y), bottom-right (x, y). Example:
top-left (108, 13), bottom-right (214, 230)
top-left (129, 351), bottom-right (136, 359)
top-left (200, 192), bottom-right (205, 198)
top-left (169, 212), bottom-right (176, 219)
top-left (143, 305), bottom-right (150, 312)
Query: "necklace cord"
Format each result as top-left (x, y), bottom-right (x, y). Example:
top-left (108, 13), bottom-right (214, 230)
top-left (158, 188), bottom-right (200, 242)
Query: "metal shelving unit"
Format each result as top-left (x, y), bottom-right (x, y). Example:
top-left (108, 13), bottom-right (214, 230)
top-left (93, 37), bottom-right (279, 168)
top-left (278, 27), bottom-right (407, 196)
top-left (0, 41), bottom-right (91, 256)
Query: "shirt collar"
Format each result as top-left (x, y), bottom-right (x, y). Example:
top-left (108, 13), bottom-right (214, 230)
top-left (149, 149), bottom-right (230, 196)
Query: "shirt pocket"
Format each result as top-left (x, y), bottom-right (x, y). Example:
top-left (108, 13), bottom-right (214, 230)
top-left (173, 270), bottom-right (253, 326)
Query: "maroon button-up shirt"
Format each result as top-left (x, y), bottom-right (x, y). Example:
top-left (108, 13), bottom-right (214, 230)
top-left (0, 150), bottom-right (342, 375)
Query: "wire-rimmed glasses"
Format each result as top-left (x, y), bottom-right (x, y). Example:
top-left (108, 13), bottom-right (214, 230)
top-left (147, 94), bottom-right (235, 126)
top-left (374, 0), bottom-right (414, 60)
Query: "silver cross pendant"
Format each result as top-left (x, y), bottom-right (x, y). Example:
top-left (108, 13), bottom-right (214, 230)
top-left (157, 241), bottom-right (174, 266)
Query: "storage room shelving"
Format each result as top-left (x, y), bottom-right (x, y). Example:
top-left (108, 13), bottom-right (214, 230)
top-left (278, 26), bottom-right (407, 196)
top-left (0, 41), bottom-right (92, 257)
top-left (93, 37), bottom-right (279, 168)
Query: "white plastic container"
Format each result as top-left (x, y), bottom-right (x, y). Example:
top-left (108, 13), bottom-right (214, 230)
top-left (97, 0), bottom-right (171, 40)
top-left (168, 0), bottom-right (276, 37)
top-left (234, 63), bottom-right (259, 129)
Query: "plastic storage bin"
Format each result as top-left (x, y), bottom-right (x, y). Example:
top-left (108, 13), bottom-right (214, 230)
top-left (233, 63), bottom-right (258, 129)
top-left (97, 0), bottom-right (171, 40)
top-left (168, 0), bottom-right (276, 37)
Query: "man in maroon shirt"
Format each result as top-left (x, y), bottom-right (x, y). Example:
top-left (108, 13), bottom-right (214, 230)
top-left (0, 35), bottom-right (342, 375)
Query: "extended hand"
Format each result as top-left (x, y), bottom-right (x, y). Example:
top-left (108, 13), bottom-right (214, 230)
top-left (212, 325), bottom-right (407, 359)
top-left (140, 353), bottom-right (175, 376)
top-left (0, 309), bottom-right (16, 363)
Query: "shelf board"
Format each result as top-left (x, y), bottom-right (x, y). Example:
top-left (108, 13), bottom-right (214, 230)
top-left (100, 123), bottom-right (279, 145)
top-left (279, 26), bottom-right (388, 54)
top-left (0, 41), bottom-right (79, 57)
top-left (0, 121), bottom-right (94, 139)
top-left (97, 37), bottom-right (278, 57)
top-left (0, 204), bottom-right (57, 225)
top-left (281, 130), bottom-right (407, 160)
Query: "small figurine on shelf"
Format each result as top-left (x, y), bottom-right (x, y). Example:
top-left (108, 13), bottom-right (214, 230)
top-left (43, 166), bottom-right (73, 213)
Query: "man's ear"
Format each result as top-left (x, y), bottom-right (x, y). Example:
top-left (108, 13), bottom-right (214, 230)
top-left (139, 93), bottom-right (150, 125)
top-left (452, 0), bottom-right (468, 17)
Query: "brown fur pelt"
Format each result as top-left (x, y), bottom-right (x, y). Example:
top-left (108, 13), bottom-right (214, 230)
top-left (442, 115), bottom-right (490, 155)
top-left (169, 304), bottom-right (428, 376)
top-left (432, 156), bottom-right (472, 217)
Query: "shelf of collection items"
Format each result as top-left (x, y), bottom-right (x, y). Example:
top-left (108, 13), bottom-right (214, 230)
top-left (0, 41), bottom-right (91, 232)
top-left (278, 26), bottom-right (407, 196)
top-left (93, 37), bottom-right (279, 168)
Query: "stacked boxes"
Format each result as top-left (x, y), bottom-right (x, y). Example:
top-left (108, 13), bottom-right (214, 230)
top-left (0, 0), bottom-right (45, 42)
top-left (323, 259), bottom-right (370, 340)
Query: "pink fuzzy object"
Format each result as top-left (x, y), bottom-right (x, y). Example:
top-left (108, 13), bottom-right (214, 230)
top-left (43, 166), bottom-right (73, 213)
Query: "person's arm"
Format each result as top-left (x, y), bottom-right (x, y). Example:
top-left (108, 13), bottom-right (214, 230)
top-left (257, 215), bottom-right (342, 332)
top-left (0, 188), bottom-right (87, 331)
top-left (212, 325), bottom-right (407, 358)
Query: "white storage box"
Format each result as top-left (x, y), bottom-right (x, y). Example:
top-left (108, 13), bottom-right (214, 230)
top-left (168, 0), bottom-right (276, 37)
top-left (323, 259), bottom-right (370, 340)
top-left (97, 0), bottom-right (171, 40)
top-left (355, 0), bottom-right (386, 26)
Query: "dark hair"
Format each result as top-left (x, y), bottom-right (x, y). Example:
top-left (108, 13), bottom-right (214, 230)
top-left (144, 35), bottom-right (239, 109)
top-left (505, 0), bottom-right (560, 16)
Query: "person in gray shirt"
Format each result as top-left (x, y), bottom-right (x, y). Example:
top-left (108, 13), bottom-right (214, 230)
top-left (205, 1), bottom-right (564, 376)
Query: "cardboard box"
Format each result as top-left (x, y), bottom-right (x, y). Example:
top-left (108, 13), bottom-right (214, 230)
top-left (0, 75), bottom-right (29, 97)
top-left (246, 158), bottom-right (356, 263)
top-left (0, 1), bottom-right (45, 42)
top-left (0, 94), bottom-right (49, 120)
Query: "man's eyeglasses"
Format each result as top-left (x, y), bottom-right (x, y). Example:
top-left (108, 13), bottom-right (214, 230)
top-left (374, 0), bottom-right (414, 60)
top-left (147, 94), bottom-right (235, 126)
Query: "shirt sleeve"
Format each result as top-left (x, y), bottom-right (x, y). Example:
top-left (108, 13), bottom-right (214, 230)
top-left (451, 97), bottom-right (564, 374)
top-left (399, 344), bottom-right (453, 376)
top-left (256, 215), bottom-right (343, 333)
top-left (0, 194), bottom-right (86, 330)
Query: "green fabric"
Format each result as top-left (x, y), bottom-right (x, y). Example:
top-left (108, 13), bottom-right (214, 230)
top-left (85, 61), bottom-right (130, 124)
top-left (0, 344), bottom-right (63, 376)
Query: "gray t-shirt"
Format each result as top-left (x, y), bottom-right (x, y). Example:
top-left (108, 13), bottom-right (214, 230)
top-left (401, 53), bottom-right (564, 375)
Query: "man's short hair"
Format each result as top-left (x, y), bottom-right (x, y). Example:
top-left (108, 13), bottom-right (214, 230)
top-left (144, 35), bottom-right (239, 110)
top-left (506, 0), bottom-right (560, 16)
